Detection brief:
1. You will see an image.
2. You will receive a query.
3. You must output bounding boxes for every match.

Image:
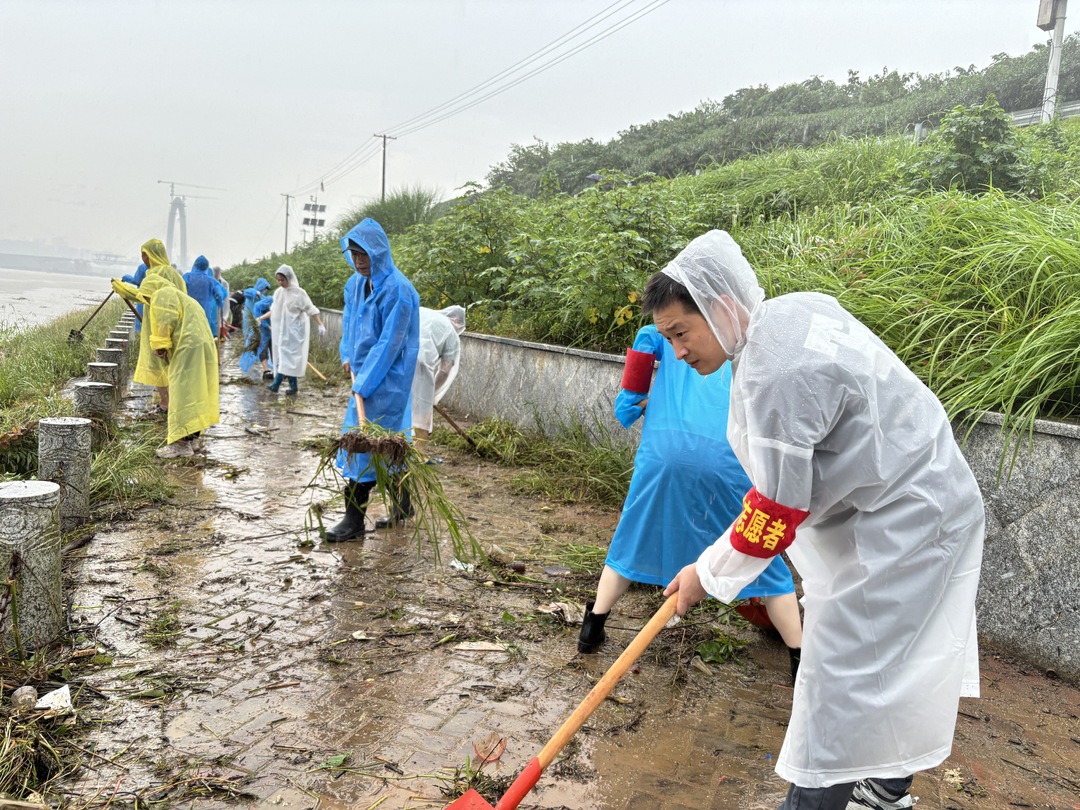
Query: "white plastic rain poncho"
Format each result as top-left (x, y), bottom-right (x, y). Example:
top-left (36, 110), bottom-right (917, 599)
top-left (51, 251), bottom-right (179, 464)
top-left (131, 239), bottom-right (187, 388)
top-left (136, 273), bottom-right (220, 444)
top-left (268, 265), bottom-right (320, 377)
top-left (664, 230), bottom-right (984, 788)
top-left (411, 305), bottom-right (465, 432)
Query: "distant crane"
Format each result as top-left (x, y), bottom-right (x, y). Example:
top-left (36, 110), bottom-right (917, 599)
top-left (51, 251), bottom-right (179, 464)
top-left (157, 180), bottom-right (226, 270)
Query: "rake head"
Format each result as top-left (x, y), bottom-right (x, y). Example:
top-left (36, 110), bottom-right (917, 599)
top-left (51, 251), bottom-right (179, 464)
top-left (68, 329), bottom-right (85, 343)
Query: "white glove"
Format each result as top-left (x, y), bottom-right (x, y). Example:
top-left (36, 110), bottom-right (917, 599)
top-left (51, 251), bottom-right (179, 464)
top-left (317, 324), bottom-right (327, 337)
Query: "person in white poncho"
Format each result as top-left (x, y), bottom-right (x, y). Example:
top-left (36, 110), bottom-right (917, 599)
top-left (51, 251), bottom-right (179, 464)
top-left (645, 231), bottom-right (984, 810)
top-left (411, 305), bottom-right (465, 454)
top-left (259, 265), bottom-right (326, 395)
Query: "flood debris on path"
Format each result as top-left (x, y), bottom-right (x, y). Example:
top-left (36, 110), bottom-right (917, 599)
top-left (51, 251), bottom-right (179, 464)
top-left (2, 357), bottom-right (1078, 810)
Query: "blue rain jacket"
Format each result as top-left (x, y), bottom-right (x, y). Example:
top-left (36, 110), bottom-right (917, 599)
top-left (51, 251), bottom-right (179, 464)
top-left (132, 263), bottom-right (147, 332)
top-left (606, 325), bottom-right (794, 596)
top-left (336, 218), bottom-right (420, 482)
top-left (183, 255), bottom-right (227, 337)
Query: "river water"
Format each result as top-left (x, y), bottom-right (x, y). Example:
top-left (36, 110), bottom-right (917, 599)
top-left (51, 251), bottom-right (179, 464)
top-left (0, 266), bottom-right (114, 330)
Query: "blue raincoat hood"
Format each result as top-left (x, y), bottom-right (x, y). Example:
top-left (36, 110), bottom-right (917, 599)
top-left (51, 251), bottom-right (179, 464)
top-left (340, 219), bottom-right (397, 289)
top-left (191, 255), bottom-right (211, 274)
top-left (255, 277), bottom-right (271, 294)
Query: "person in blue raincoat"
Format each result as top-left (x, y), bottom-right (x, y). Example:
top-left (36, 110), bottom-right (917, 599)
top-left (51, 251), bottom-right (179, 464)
top-left (239, 278), bottom-right (272, 378)
top-left (183, 255), bottom-right (227, 338)
top-left (324, 218), bottom-right (420, 542)
top-left (579, 324), bottom-right (804, 680)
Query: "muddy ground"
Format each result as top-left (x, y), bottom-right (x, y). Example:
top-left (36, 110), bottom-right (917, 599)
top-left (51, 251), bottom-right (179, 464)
top-left (48, 364), bottom-right (1080, 810)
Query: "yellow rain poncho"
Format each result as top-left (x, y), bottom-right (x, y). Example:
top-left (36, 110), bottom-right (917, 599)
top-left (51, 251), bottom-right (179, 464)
top-left (128, 239), bottom-right (186, 388)
top-left (136, 274), bottom-right (219, 444)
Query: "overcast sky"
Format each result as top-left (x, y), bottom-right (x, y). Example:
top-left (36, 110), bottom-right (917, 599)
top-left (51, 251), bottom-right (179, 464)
top-left (1, 0), bottom-right (1073, 268)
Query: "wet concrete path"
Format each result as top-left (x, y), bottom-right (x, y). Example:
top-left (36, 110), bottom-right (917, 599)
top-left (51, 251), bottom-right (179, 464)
top-left (60, 360), bottom-right (1080, 810)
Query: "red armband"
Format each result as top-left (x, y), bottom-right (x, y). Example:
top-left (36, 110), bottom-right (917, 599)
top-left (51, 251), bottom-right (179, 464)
top-left (621, 348), bottom-right (656, 394)
top-left (729, 488), bottom-right (809, 559)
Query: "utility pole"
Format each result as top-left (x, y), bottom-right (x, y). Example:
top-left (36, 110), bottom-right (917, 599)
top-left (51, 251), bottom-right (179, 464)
top-left (280, 193), bottom-right (292, 254)
top-left (1039, 0), bottom-right (1069, 122)
top-left (374, 133), bottom-right (397, 202)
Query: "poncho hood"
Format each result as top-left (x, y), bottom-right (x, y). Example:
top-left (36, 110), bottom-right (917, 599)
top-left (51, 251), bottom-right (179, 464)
top-left (340, 218), bottom-right (397, 288)
top-left (141, 238), bottom-right (172, 270)
top-left (661, 230), bottom-right (765, 358)
top-left (255, 277), bottom-right (271, 294)
top-left (191, 255), bottom-right (211, 274)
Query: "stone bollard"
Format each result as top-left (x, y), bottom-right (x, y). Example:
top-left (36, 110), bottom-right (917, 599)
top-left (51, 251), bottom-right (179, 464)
top-left (74, 381), bottom-right (116, 416)
top-left (97, 346), bottom-right (123, 368)
top-left (0, 481), bottom-right (64, 651)
top-left (87, 361), bottom-right (120, 389)
top-left (108, 329), bottom-right (130, 343)
top-left (104, 338), bottom-right (129, 379)
top-left (37, 417), bottom-right (92, 531)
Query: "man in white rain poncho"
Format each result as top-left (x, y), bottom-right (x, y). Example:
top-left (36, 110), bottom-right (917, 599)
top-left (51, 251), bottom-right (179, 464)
top-left (647, 231), bottom-right (984, 810)
top-left (411, 305), bottom-right (465, 454)
top-left (260, 265), bottom-right (326, 395)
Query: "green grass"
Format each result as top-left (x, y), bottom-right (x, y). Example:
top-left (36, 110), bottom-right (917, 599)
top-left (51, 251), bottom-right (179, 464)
top-left (434, 414), bottom-right (635, 508)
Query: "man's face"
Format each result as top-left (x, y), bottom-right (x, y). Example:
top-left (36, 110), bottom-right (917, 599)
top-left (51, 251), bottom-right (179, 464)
top-left (350, 248), bottom-right (371, 277)
top-left (140, 252), bottom-right (150, 267)
top-left (652, 301), bottom-right (727, 376)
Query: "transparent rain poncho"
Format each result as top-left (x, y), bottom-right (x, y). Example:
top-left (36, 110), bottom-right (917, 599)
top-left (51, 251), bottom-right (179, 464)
top-left (268, 264), bottom-right (320, 378)
top-left (411, 305), bottom-right (465, 433)
top-left (335, 219), bottom-right (420, 483)
top-left (136, 274), bottom-right (220, 444)
top-left (662, 230), bottom-right (984, 788)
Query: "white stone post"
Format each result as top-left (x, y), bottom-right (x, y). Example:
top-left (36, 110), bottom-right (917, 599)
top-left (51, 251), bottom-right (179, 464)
top-left (0, 481), bottom-right (64, 652)
top-left (104, 339), bottom-right (129, 379)
top-left (74, 381), bottom-right (116, 416)
top-left (37, 416), bottom-right (92, 531)
top-left (87, 361), bottom-right (120, 389)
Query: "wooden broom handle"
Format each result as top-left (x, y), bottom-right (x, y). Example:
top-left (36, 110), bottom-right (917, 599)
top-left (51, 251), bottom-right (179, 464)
top-left (536, 593), bottom-right (678, 769)
top-left (349, 371), bottom-right (366, 423)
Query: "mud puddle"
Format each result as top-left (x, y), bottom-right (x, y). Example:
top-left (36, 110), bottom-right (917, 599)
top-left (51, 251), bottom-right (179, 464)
top-left (58, 360), bottom-right (1080, 809)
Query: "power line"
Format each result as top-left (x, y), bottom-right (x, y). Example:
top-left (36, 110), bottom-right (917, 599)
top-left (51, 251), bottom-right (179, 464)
top-left (393, 0), bottom-right (672, 139)
top-left (288, 0), bottom-right (669, 196)
top-left (382, 0), bottom-right (640, 136)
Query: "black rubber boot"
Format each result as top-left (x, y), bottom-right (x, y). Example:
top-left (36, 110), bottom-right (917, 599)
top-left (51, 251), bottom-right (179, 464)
top-left (577, 601), bottom-right (609, 653)
top-left (324, 480), bottom-right (372, 542)
top-left (789, 647), bottom-right (801, 684)
top-left (375, 478), bottom-right (414, 529)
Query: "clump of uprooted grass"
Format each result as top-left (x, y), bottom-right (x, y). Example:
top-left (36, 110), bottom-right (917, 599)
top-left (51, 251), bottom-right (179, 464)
top-left (312, 423), bottom-right (481, 563)
top-left (434, 414), bottom-right (635, 508)
top-left (0, 647), bottom-right (105, 800)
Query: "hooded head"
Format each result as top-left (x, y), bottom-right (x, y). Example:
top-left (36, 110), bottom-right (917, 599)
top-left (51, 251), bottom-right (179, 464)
top-left (140, 238), bottom-right (171, 270)
top-left (255, 277), bottom-right (271, 295)
top-left (643, 230), bottom-right (764, 374)
top-left (439, 305), bottom-right (467, 335)
top-left (340, 218), bottom-right (396, 283)
top-left (275, 264), bottom-right (298, 288)
top-left (192, 255), bottom-right (211, 274)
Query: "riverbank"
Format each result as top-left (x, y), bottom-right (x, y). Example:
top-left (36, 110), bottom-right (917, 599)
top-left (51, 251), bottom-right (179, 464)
top-left (0, 266), bottom-right (113, 330)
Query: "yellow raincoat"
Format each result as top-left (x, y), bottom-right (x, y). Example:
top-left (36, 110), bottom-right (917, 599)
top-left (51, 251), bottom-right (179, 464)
top-left (136, 274), bottom-right (220, 444)
top-left (126, 239), bottom-right (187, 388)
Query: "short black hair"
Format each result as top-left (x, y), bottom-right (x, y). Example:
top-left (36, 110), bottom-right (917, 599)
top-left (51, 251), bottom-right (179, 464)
top-left (641, 271), bottom-right (701, 316)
